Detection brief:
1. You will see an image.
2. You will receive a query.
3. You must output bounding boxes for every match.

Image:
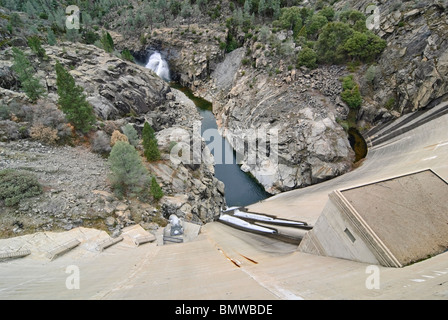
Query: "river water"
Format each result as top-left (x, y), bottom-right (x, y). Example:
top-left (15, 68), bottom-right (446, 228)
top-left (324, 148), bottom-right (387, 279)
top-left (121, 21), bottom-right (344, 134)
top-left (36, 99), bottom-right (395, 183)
top-left (170, 83), bottom-right (269, 207)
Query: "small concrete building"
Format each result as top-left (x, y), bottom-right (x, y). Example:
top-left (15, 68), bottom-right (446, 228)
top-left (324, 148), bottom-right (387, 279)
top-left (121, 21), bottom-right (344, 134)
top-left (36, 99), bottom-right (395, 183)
top-left (298, 169), bottom-right (448, 267)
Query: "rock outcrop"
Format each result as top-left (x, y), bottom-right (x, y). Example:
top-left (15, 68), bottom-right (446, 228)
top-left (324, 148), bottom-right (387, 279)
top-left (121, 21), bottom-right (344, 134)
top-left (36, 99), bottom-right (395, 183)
top-left (116, 24), bottom-right (226, 90)
top-left (374, 2), bottom-right (448, 114)
top-left (116, 25), bottom-right (356, 194)
top-left (199, 50), bottom-right (355, 193)
top-left (332, 0), bottom-right (448, 123)
top-left (151, 123), bottom-right (225, 224)
top-left (0, 41), bottom-right (225, 236)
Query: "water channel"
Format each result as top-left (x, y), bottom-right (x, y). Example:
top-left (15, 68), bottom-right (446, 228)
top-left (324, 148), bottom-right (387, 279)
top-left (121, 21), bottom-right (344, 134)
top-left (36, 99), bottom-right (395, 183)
top-left (143, 51), bottom-right (269, 207)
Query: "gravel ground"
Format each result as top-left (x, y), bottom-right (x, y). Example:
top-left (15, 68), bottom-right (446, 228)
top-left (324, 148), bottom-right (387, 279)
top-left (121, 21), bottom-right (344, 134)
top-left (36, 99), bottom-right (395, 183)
top-left (0, 139), bottom-right (160, 238)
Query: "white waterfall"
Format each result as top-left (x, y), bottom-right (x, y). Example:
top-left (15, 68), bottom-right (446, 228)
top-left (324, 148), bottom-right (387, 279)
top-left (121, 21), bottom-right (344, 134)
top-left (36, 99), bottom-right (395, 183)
top-left (145, 52), bottom-right (170, 81)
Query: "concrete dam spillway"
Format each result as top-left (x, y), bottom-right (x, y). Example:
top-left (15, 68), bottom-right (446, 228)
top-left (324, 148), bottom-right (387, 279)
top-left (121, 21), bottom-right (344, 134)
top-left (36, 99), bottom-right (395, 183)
top-left (1, 51), bottom-right (448, 299)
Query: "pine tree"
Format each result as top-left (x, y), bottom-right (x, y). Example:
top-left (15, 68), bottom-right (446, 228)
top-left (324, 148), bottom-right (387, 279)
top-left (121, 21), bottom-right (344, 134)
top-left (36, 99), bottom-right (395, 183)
top-left (143, 2), bottom-right (157, 31)
top-left (156, 0), bottom-right (170, 27)
top-left (11, 47), bottom-right (45, 102)
top-left (150, 176), bottom-right (164, 200)
top-left (47, 28), bottom-right (56, 45)
top-left (55, 61), bottom-right (96, 133)
top-left (243, 0), bottom-right (251, 17)
top-left (142, 121), bottom-right (156, 140)
top-left (181, 0), bottom-right (193, 29)
top-left (271, 0), bottom-right (281, 19)
top-left (108, 141), bottom-right (150, 198)
top-left (142, 122), bottom-right (160, 161)
top-left (258, 0), bottom-right (266, 20)
top-left (27, 36), bottom-right (47, 58)
top-left (10, 13), bottom-right (22, 28)
top-left (25, 1), bottom-right (37, 17)
top-left (100, 31), bottom-right (114, 53)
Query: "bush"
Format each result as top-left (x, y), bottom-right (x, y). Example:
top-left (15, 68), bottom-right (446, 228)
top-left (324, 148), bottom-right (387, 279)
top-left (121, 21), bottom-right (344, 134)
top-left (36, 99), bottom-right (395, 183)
top-left (108, 141), bottom-right (150, 198)
top-left (258, 25), bottom-right (270, 42)
top-left (278, 40), bottom-right (295, 58)
top-left (0, 120), bottom-right (20, 141)
top-left (121, 123), bottom-right (139, 147)
top-left (297, 47), bottom-right (317, 69)
top-left (342, 31), bottom-right (386, 62)
top-left (91, 130), bottom-right (111, 154)
top-left (121, 49), bottom-right (134, 62)
top-left (315, 22), bottom-right (353, 64)
top-left (31, 101), bottom-right (66, 128)
top-left (111, 130), bottom-right (128, 146)
top-left (7, 102), bottom-right (33, 122)
top-left (0, 169), bottom-right (42, 206)
top-left (364, 65), bottom-right (377, 85)
top-left (29, 124), bottom-right (59, 145)
top-left (84, 30), bottom-right (99, 45)
top-left (29, 102), bottom-right (72, 144)
top-left (0, 105), bottom-right (10, 120)
top-left (340, 75), bottom-right (362, 109)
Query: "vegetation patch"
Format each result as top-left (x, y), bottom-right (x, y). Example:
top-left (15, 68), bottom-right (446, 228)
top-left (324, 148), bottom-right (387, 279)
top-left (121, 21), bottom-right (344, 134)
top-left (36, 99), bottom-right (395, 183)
top-left (0, 169), bottom-right (42, 207)
top-left (340, 75), bottom-right (362, 109)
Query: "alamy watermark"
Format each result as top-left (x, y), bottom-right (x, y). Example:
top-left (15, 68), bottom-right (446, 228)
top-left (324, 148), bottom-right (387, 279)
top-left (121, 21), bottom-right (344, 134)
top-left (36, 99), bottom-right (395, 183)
top-left (365, 265), bottom-right (380, 290)
top-left (66, 5), bottom-right (80, 30)
top-left (365, 5), bottom-right (381, 30)
top-left (66, 265), bottom-right (80, 290)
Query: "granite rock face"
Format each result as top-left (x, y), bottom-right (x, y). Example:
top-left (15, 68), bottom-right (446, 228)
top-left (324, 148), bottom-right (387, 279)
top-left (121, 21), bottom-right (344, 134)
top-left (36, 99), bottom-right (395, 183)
top-left (0, 41), bottom-right (226, 236)
top-left (332, 0), bottom-right (448, 123)
top-left (202, 55), bottom-right (355, 193)
top-left (0, 42), bottom-right (171, 120)
top-left (374, 2), bottom-right (448, 114)
top-left (120, 24), bottom-right (226, 90)
top-left (118, 26), bottom-right (356, 194)
top-left (151, 125), bottom-right (225, 224)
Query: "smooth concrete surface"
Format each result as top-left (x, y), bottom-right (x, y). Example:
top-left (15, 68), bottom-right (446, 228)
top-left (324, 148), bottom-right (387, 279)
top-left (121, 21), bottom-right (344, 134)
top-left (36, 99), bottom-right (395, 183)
top-left (341, 170), bottom-right (448, 266)
top-left (298, 196), bottom-right (382, 266)
top-left (0, 104), bottom-right (447, 299)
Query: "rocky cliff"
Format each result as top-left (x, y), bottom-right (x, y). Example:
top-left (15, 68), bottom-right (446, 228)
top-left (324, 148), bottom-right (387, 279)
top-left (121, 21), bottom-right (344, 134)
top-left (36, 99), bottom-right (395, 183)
top-left (0, 41), bottom-right (225, 237)
top-left (119, 1), bottom-right (448, 194)
top-left (200, 48), bottom-right (355, 193)
top-left (125, 26), bottom-right (355, 194)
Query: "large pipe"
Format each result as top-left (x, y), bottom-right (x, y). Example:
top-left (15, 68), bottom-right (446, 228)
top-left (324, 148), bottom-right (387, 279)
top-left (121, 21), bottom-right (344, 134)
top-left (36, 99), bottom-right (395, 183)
top-left (134, 235), bottom-right (155, 246)
top-left (96, 236), bottom-right (123, 252)
top-left (46, 239), bottom-right (80, 261)
top-left (0, 249), bottom-right (31, 260)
